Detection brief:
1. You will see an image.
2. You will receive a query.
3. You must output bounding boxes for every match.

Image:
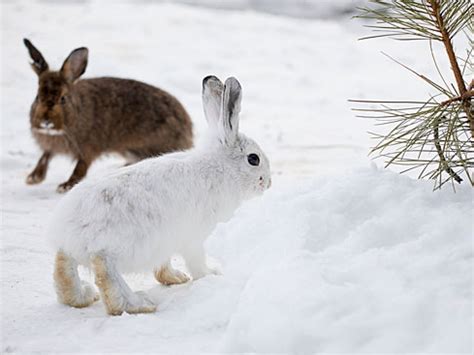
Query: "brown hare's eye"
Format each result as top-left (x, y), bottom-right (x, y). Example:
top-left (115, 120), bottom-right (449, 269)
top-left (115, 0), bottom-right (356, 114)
top-left (60, 96), bottom-right (67, 105)
top-left (247, 153), bottom-right (260, 166)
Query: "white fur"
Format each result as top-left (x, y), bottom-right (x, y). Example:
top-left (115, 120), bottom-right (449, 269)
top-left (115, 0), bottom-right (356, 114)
top-left (49, 76), bottom-right (271, 279)
top-left (33, 128), bottom-right (65, 136)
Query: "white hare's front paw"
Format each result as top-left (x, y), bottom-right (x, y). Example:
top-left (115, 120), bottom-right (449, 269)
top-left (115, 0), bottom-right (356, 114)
top-left (192, 265), bottom-right (222, 281)
top-left (183, 246), bottom-right (223, 281)
top-left (207, 265), bottom-right (222, 276)
top-left (155, 265), bottom-right (190, 286)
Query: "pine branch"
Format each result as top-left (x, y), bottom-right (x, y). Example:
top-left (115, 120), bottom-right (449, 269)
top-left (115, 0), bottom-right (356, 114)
top-left (432, 113), bottom-right (463, 183)
top-left (352, 0), bottom-right (473, 189)
top-left (441, 90), bottom-right (474, 107)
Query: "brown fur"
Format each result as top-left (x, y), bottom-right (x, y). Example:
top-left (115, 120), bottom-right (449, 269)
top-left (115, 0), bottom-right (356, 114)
top-left (91, 255), bottom-right (125, 316)
top-left (24, 39), bottom-right (193, 192)
top-left (91, 255), bottom-right (157, 315)
top-left (53, 251), bottom-right (99, 308)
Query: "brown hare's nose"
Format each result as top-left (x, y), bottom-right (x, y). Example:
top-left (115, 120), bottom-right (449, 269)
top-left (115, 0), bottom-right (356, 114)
top-left (40, 120), bottom-right (54, 129)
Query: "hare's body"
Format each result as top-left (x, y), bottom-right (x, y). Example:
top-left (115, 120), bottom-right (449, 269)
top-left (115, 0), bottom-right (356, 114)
top-left (24, 40), bottom-right (193, 192)
top-left (31, 77), bottom-right (192, 166)
top-left (50, 76), bottom-right (271, 315)
top-left (51, 148), bottom-right (241, 273)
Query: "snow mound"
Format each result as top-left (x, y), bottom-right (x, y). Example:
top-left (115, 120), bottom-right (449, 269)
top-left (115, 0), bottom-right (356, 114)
top-left (1, 167), bottom-right (471, 352)
top-left (206, 168), bottom-right (472, 352)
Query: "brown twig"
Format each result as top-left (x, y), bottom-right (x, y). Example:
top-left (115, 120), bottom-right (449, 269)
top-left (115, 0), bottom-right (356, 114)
top-left (441, 90), bottom-right (474, 107)
top-left (428, 0), bottom-right (474, 138)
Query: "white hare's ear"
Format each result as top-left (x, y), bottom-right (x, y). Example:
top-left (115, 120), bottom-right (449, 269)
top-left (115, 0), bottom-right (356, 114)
top-left (220, 77), bottom-right (242, 146)
top-left (202, 75), bottom-right (224, 132)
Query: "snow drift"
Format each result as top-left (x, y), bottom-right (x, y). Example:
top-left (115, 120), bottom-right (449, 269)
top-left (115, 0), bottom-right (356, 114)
top-left (3, 168), bottom-right (471, 353)
top-left (210, 168), bottom-right (472, 352)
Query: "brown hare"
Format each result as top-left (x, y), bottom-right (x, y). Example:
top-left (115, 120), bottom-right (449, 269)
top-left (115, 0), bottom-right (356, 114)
top-left (24, 38), bottom-right (193, 192)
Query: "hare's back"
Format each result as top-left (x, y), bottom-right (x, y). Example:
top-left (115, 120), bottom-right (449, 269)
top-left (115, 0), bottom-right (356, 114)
top-left (73, 77), bottom-right (192, 152)
top-left (77, 77), bottom-right (188, 119)
top-left (50, 155), bottom-right (198, 261)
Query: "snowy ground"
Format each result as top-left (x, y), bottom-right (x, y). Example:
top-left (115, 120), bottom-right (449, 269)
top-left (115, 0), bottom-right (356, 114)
top-left (1, 0), bottom-right (472, 353)
top-left (157, 0), bottom-right (368, 19)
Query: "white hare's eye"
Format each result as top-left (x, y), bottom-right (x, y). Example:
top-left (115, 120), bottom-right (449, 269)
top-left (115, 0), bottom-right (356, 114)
top-left (247, 153), bottom-right (260, 166)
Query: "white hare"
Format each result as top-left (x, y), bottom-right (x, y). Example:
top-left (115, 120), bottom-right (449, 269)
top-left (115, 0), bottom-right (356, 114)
top-left (49, 76), bottom-right (272, 315)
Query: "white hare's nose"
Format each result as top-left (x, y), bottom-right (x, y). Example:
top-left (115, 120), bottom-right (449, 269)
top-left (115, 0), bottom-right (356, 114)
top-left (259, 176), bottom-right (272, 190)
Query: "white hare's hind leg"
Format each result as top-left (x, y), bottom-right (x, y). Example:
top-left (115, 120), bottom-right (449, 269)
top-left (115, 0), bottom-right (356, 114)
top-left (54, 250), bottom-right (99, 308)
top-left (154, 260), bottom-right (190, 286)
top-left (91, 254), bottom-right (156, 316)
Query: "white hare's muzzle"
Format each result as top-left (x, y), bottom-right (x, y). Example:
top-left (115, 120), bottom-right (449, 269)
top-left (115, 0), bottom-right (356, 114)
top-left (259, 176), bottom-right (272, 191)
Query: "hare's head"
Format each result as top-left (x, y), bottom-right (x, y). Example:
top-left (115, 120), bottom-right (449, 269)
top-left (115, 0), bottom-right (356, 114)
top-left (24, 39), bottom-right (88, 135)
top-left (202, 76), bottom-right (271, 198)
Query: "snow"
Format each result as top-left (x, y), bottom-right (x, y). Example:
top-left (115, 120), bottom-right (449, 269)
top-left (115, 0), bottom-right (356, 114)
top-left (1, 0), bottom-right (472, 353)
top-left (217, 170), bottom-right (472, 352)
top-left (157, 0), bottom-right (368, 19)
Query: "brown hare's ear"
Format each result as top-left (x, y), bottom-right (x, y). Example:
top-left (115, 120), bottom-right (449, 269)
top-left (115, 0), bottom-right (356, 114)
top-left (23, 38), bottom-right (49, 75)
top-left (60, 47), bottom-right (88, 83)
